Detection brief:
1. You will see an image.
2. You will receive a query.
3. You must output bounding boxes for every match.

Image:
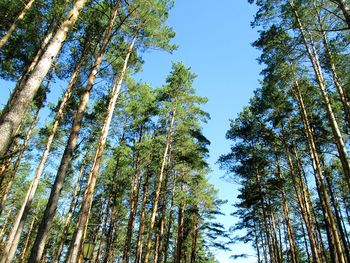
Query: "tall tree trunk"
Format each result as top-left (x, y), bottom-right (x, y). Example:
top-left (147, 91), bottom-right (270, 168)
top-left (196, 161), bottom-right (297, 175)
top-left (315, 5), bottom-right (350, 127)
top-left (0, 0), bottom-right (36, 49)
top-left (18, 215), bottom-right (36, 262)
top-left (292, 78), bottom-right (346, 263)
top-left (135, 170), bottom-right (151, 263)
top-left (174, 183), bottom-right (185, 263)
top-left (2, 50), bottom-right (85, 263)
top-left (28, 3), bottom-right (121, 261)
top-left (162, 170), bottom-right (177, 263)
top-left (291, 2), bottom-right (350, 192)
top-left (280, 126), bottom-right (321, 262)
top-left (190, 213), bottom-right (199, 263)
top-left (0, 106), bottom-right (39, 215)
top-left (65, 32), bottom-right (136, 263)
top-left (54, 151), bottom-right (88, 262)
top-left (122, 128), bottom-right (143, 263)
top-left (156, 144), bottom-right (173, 263)
top-left (256, 169), bottom-right (275, 263)
top-left (0, 0), bottom-right (88, 158)
top-left (143, 108), bottom-right (176, 263)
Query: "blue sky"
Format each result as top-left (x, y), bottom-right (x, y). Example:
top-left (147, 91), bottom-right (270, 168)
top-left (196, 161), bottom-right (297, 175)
top-left (135, 1), bottom-right (262, 262)
top-left (0, 1), bottom-right (261, 262)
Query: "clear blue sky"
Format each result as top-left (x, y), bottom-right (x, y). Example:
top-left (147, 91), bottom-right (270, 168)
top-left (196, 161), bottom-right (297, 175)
top-left (0, 1), bottom-right (261, 262)
top-left (135, 1), bottom-right (262, 262)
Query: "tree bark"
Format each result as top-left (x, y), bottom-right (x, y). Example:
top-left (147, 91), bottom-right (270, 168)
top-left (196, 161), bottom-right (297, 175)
top-left (0, 0), bottom-right (88, 158)
top-left (292, 78), bottom-right (346, 263)
top-left (65, 31), bottom-right (136, 263)
top-left (143, 108), bottom-right (176, 263)
top-left (54, 151), bottom-right (88, 262)
top-left (2, 50), bottom-right (85, 263)
top-left (0, 0), bottom-right (36, 49)
top-left (18, 215), bottom-right (36, 262)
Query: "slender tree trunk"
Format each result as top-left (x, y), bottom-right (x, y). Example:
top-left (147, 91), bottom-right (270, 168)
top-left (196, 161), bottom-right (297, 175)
top-left (190, 213), bottom-right (199, 263)
top-left (28, 4), bottom-right (122, 261)
top-left (135, 170), bottom-right (151, 263)
top-left (54, 151), bottom-right (88, 262)
top-left (18, 216), bottom-right (36, 262)
top-left (291, 3), bottom-right (350, 192)
top-left (256, 169), bottom-right (275, 263)
top-left (143, 108), bottom-right (176, 263)
top-left (2, 50), bottom-right (85, 263)
top-left (315, 5), bottom-right (350, 127)
top-left (162, 169), bottom-right (177, 263)
top-left (122, 128), bottom-right (143, 263)
top-left (174, 188), bottom-right (185, 263)
top-left (0, 106), bottom-right (39, 215)
top-left (0, 0), bottom-right (36, 48)
top-left (156, 145), bottom-right (173, 263)
top-left (292, 78), bottom-right (346, 263)
top-left (65, 32), bottom-right (136, 263)
top-left (281, 126), bottom-right (321, 262)
top-left (0, 0), bottom-right (88, 158)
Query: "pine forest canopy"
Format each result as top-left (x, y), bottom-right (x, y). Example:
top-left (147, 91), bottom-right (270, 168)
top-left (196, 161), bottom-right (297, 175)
top-left (0, 0), bottom-right (349, 263)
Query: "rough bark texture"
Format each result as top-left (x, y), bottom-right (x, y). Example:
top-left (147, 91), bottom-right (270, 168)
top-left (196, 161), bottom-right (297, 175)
top-left (0, 0), bottom-right (87, 158)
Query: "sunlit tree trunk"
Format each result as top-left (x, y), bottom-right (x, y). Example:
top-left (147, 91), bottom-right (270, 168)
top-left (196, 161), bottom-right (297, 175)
top-left (18, 215), bottom-right (36, 262)
top-left (54, 151), bottom-right (88, 262)
top-left (28, 3), bottom-right (122, 261)
top-left (143, 108), bottom-right (176, 263)
top-left (292, 78), bottom-right (346, 263)
top-left (291, 2), bottom-right (350, 192)
top-left (0, 0), bottom-right (88, 158)
top-left (66, 32), bottom-right (136, 263)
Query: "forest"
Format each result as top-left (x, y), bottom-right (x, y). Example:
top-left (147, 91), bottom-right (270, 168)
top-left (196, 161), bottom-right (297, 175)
top-left (0, 0), bottom-right (350, 263)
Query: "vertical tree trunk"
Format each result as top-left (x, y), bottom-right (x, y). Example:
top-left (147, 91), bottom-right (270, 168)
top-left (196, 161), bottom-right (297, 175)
top-left (156, 145), bottom-right (173, 263)
top-left (0, 0), bottom-right (36, 49)
top-left (18, 215), bottom-right (36, 262)
top-left (65, 32), bottom-right (136, 263)
top-left (174, 187), bottom-right (185, 263)
top-left (143, 109), bottom-right (176, 263)
top-left (122, 128), bottom-right (143, 263)
top-left (0, 0), bottom-right (88, 158)
top-left (292, 78), bottom-right (346, 263)
top-left (190, 213), bottom-right (199, 263)
top-left (162, 170), bottom-right (177, 263)
top-left (315, 5), bottom-right (350, 127)
top-left (135, 171), bottom-right (151, 263)
top-left (291, 3), bottom-right (350, 192)
top-left (28, 3), bottom-right (121, 261)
